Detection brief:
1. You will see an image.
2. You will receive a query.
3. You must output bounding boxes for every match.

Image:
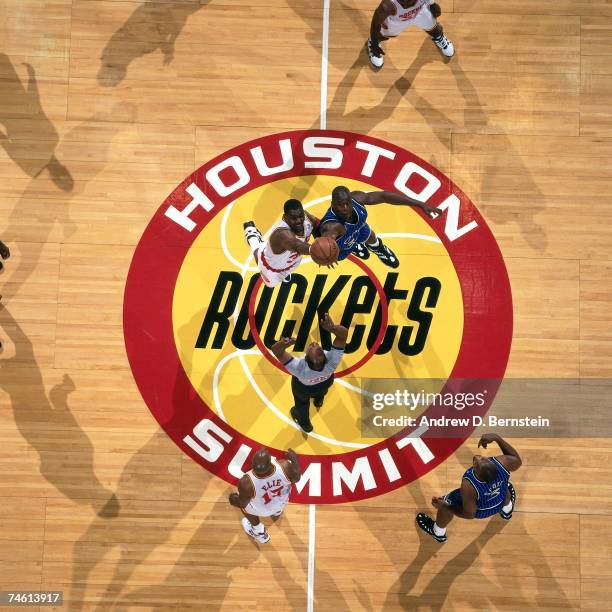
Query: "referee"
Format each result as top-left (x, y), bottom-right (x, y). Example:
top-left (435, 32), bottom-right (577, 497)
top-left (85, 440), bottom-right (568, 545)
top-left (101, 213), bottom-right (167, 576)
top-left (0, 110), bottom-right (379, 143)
top-left (271, 313), bottom-right (348, 433)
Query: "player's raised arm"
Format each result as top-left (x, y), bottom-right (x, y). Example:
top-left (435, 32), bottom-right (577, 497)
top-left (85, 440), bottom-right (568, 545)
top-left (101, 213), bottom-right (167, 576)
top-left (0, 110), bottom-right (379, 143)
top-left (320, 313), bottom-right (348, 349)
top-left (271, 228), bottom-right (311, 256)
top-left (228, 475), bottom-right (255, 509)
top-left (353, 190), bottom-right (439, 219)
top-left (478, 433), bottom-right (523, 472)
top-left (318, 220), bottom-right (345, 240)
top-left (270, 337), bottom-right (296, 365)
top-left (282, 448), bottom-right (302, 483)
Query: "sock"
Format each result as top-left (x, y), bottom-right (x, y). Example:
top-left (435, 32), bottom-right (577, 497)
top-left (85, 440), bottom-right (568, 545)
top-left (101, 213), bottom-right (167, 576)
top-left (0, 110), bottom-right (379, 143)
top-left (245, 231), bottom-right (263, 252)
top-left (433, 522), bottom-right (446, 536)
top-left (252, 521), bottom-right (265, 534)
top-left (369, 238), bottom-right (380, 248)
top-left (502, 500), bottom-right (513, 513)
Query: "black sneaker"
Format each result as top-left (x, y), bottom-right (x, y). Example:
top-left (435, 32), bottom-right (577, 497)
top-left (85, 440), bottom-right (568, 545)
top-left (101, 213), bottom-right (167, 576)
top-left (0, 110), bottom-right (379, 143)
top-left (367, 239), bottom-right (399, 268)
top-left (500, 483), bottom-right (516, 520)
top-left (351, 242), bottom-right (370, 260)
top-left (313, 395), bottom-right (324, 408)
top-left (291, 407), bottom-right (313, 433)
top-left (416, 513), bottom-right (447, 543)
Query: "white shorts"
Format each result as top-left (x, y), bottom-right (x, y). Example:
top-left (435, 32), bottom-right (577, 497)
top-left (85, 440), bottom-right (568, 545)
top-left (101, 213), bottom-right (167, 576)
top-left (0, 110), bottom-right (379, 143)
top-left (257, 259), bottom-right (292, 288)
top-left (245, 499), bottom-right (288, 517)
top-left (381, 7), bottom-right (436, 37)
top-left (256, 249), bottom-right (300, 288)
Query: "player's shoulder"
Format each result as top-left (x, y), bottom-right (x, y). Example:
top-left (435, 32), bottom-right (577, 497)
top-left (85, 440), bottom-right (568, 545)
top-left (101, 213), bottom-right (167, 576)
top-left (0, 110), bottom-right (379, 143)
top-left (239, 473), bottom-right (255, 493)
top-left (379, 0), bottom-right (397, 16)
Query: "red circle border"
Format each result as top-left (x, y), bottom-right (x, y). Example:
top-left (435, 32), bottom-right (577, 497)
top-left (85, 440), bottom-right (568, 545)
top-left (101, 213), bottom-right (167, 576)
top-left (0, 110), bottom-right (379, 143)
top-left (123, 130), bottom-right (513, 504)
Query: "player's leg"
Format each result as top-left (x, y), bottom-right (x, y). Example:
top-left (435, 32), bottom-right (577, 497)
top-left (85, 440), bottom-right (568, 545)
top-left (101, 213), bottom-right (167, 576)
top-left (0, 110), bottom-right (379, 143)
top-left (243, 220), bottom-right (264, 263)
top-left (500, 483), bottom-right (516, 520)
top-left (416, 6), bottom-right (454, 58)
top-left (365, 228), bottom-right (400, 268)
top-left (366, 33), bottom-right (392, 69)
top-left (417, 488), bottom-right (463, 543)
top-left (240, 510), bottom-right (270, 544)
top-left (313, 378), bottom-right (333, 408)
top-left (290, 377), bottom-right (314, 433)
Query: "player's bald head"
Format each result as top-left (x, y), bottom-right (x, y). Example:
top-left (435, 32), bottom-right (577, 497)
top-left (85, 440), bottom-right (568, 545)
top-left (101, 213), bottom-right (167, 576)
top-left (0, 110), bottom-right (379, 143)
top-left (252, 448), bottom-right (272, 476)
top-left (331, 185), bottom-right (350, 204)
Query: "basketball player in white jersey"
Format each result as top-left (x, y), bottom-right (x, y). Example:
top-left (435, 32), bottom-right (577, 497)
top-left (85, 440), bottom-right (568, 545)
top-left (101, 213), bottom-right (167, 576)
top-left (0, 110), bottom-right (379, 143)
top-left (243, 199), bottom-right (321, 287)
top-left (228, 448), bottom-right (301, 544)
top-left (367, 0), bottom-right (454, 69)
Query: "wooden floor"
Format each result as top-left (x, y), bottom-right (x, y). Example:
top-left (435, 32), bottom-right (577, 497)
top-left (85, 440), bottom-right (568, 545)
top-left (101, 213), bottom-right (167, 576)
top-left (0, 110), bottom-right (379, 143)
top-left (1, 0), bottom-right (612, 609)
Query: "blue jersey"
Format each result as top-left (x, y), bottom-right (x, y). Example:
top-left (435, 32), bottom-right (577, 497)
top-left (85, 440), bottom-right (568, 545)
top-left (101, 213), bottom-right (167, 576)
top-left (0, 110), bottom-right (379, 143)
top-left (463, 457), bottom-right (510, 513)
top-left (317, 198), bottom-right (371, 261)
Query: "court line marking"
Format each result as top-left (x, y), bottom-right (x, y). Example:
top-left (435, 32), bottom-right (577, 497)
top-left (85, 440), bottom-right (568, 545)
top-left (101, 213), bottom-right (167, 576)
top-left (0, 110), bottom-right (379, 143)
top-left (310, 1), bottom-right (330, 609)
top-left (307, 502), bottom-right (317, 612)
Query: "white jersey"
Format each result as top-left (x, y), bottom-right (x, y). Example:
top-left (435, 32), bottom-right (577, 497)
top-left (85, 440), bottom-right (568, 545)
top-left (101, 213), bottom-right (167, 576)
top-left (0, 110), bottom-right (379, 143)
top-left (381, 0), bottom-right (435, 37)
top-left (258, 217), bottom-right (314, 287)
top-left (244, 457), bottom-right (293, 517)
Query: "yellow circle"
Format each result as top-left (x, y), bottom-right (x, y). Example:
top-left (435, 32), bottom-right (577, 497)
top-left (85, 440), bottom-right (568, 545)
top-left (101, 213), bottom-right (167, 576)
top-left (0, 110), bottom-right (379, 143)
top-left (173, 176), bottom-right (464, 455)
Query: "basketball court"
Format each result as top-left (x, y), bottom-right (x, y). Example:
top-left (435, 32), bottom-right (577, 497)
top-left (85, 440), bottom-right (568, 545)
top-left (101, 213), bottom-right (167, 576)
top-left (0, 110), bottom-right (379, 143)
top-left (1, 0), bottom-right (611, 609)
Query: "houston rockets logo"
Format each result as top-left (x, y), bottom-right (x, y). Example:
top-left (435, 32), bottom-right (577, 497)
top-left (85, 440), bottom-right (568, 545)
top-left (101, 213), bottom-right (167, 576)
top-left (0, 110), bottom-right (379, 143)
top-left (123, 130), bottom-right (513, 503)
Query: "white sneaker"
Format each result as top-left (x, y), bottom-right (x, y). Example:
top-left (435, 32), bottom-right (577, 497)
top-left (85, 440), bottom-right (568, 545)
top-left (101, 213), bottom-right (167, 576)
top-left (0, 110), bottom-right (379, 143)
top-left (432, 34), bottom-right (454, 57)
top-left (366, 38), bottom-right (384, 68)
top-left (241, 517), bottom-right (270, 544)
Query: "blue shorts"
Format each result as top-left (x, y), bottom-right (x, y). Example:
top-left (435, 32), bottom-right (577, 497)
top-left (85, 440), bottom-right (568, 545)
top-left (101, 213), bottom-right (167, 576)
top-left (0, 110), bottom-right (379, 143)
top-left (444, 488), bottom-right (505, 519)
top-left (337, 223), bottom-right (372, 260)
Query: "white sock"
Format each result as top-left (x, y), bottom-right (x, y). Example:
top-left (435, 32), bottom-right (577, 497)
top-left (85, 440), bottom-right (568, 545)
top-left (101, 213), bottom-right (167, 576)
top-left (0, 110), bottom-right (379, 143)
top-left (369, 238), bottom-right (380, 248)
top-left (245, 234), bottom-right (262, 251)
top-left (252, 521), bottom-right (264, 534)
top-left (502, 500), bottom-right (513, 513)
top-left (433, 522), bottom-right (446, 536)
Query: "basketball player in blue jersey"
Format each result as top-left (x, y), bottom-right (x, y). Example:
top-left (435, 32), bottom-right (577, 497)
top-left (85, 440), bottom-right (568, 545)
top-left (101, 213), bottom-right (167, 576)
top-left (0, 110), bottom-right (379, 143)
top-left (316, 185), bottom-right (439, 268)
top-left (417, 433), bottom-right (522, 543)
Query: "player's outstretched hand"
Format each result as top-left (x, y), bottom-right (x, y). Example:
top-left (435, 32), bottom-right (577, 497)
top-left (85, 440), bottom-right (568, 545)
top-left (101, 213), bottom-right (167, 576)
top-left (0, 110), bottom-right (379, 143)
top-left (279, 337), bottom-right (296, 348)
top-left (320, 313), bottom-right (335, 332)
top-left (421, 204), bottom-right (440, 219)
top-left (477, 433), bottom-right (500, 449)
top-left (431, 496), bottom-right (448, 509)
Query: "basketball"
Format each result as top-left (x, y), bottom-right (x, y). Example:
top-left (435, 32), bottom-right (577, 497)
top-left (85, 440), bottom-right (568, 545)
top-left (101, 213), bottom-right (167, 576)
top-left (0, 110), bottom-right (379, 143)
top-left (310, 236), bottom-right (339, 266)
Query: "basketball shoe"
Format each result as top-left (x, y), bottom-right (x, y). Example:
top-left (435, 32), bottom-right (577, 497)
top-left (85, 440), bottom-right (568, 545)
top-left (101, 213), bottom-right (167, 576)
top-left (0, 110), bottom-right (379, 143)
top-left (241, 517), bottom-right (270, 544)
top-left (367, 238), bottom-right (400, 268)
top-left (366, 38), bottom-right (384, 68)
top-left (416, 513), bottom-right (447, 543)
top-left (432, 33), bottom-right (454, 57)
top-left (351, 242), bottom-right (370, 260)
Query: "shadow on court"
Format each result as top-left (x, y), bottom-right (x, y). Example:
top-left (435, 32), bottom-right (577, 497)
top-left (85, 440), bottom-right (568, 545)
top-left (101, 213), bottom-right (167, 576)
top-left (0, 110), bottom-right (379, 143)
top-left (0, 305), bottom-right (118, 517)
top-left (98, 1), bottom-right (211, 87)
top-left (2, 101), bottom-right (133, 300)
top-left (0, 54), bottom-right (73, 190)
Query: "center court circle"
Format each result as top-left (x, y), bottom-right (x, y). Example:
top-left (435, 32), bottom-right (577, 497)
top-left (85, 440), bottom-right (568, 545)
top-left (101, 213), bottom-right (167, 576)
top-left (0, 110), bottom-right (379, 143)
top-left (123, 130), bottom-right (513, 503)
